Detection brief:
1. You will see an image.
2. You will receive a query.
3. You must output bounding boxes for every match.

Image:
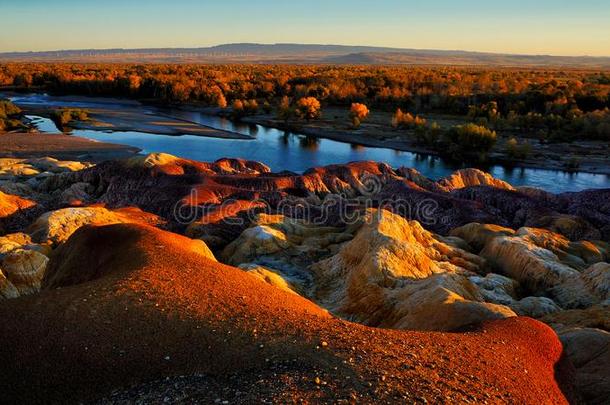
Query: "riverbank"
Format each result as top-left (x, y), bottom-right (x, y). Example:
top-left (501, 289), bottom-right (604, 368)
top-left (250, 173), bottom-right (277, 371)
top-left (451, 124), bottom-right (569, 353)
top-left (4, 92), bottom-right (610, 177)
top-left (28, 106), bottom-right (253, 140)
top-left (0, 91), bottom-right (252, 140)
top-left (0, 131), bottom-right (139, 162)
top-left (163, 102), bottom-right (610, 176)
top-left (232, 110), bottom-right (610, 176)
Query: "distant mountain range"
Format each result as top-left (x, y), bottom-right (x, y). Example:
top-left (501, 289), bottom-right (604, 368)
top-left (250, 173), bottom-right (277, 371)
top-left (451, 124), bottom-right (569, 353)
top-left (2, 43), bottom-right (610, 67)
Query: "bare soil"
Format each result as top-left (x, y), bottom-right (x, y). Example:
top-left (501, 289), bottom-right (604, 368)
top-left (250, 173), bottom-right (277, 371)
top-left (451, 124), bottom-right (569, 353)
top-left (0, 131), bottom-right (139, 162)
top-left (24, 104), bottom-right (252, 140)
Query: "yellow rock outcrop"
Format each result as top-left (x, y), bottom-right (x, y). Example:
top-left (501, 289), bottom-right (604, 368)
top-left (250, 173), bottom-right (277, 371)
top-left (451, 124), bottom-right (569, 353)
top-left (0, 249), bottom-right (49, 298)
top-left (0, 157), bottom-right (91, 181)
top-left (479, 227), bottom-right (609, 308)
top-left (0, 190), bottom-right (36, 218)
top-left (240, 264), bottom-right (301, 295)
top-left (450, 222), bottom-right (516, 252)
top-left (125, 153), bottom-right (183, 169)
top-left (310, 209), bottom-right (515, 331)
top-left (437, 168), bottom-right (515, 191)
top-left (222, 214), bottom-right (354, 292)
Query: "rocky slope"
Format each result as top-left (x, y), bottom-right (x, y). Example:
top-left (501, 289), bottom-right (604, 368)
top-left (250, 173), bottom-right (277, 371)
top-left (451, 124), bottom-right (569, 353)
top-left (1, 153), bottom-right (608, 403)
top-left (0, 223), bottom-right (574, 404)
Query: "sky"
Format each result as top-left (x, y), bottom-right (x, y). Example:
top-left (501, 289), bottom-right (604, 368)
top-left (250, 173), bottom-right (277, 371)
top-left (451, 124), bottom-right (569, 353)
top-left (1, 0), bottom-right (609, 56)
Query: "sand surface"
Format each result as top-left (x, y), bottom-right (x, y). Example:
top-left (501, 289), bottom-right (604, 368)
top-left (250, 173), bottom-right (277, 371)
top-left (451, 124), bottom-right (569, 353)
top-left (0, 132), bottom-right (139, 162)
top-left (23, 102), bottom-right (252, 139)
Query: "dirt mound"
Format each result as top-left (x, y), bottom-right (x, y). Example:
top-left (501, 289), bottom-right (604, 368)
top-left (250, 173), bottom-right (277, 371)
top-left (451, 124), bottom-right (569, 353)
top-left (0, 223), bottom-right (574, 403)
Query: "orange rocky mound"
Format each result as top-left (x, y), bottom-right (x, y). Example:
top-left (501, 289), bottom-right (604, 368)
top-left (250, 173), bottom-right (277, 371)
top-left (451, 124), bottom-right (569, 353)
top-left (0, 190), bottom-right (37, 233)
top-left (0, 190), bottom-right (36, 218)
top-left (0, 223), bottom-right (574, 403)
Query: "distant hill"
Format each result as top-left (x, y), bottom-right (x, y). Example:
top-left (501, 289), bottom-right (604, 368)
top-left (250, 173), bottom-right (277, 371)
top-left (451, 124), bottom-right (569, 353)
top-left (2, 43), bottom-right (610, 67)
top-left (322, 51), bottom-right (610, 68)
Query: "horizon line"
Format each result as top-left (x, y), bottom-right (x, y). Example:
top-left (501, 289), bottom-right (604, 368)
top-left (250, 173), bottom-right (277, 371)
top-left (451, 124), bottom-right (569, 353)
top-left (1, 42), bottom-right (610, 59)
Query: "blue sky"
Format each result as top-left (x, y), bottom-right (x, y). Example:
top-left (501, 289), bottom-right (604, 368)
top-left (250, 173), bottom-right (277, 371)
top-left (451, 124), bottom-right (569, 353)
top-left (1, 0), bottom-right (609, 56)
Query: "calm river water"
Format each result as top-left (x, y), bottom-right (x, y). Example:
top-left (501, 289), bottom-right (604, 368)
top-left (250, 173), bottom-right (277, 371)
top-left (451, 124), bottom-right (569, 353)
top-left (8, 93), bottom-right (610, 193)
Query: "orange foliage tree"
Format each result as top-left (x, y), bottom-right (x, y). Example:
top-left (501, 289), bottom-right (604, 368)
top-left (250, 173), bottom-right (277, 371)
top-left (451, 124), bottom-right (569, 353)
top-left (349, 103), bottom-right (369, 128)
top-left (296, 97), bottom-right (321, 121)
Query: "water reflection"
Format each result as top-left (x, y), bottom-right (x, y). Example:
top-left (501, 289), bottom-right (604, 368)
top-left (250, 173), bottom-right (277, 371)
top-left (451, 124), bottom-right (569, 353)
top-left (6, 90), bottom-right (608, 194)
top-left (281, 132), bottom-right (293, 147)
top-left (66, 121), bottom-right (610, 192)
top-left (299, 136), bottom-right (320, 151)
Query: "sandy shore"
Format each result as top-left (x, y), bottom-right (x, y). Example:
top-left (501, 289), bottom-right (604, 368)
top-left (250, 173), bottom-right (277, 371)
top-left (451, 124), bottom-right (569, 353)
top-left (0, 132), bottom-right (140, 162)
top-left (23, 104), bottom-right (253, 140)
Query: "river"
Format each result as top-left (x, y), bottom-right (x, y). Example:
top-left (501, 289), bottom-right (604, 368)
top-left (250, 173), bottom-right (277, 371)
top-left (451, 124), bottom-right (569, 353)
top-left (7, 93), bottom-right (610, 193)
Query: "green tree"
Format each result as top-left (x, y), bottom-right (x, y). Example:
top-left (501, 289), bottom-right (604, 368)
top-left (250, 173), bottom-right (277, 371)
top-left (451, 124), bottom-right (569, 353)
top-left (444, 123), bottom-right (497, 161)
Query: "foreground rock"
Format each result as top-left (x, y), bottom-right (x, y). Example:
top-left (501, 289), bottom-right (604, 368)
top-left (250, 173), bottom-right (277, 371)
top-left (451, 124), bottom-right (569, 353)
top-left (0, 249), bottom-right (48, 297)
top-left (0, 206), bottom-right (165, 298)
top-left (479, 227), bottom-right (608, 308)
top-left (0, 153), bottom-right (607, 402)
top-left (0, 190), bottom-right (37, 233)
top-left (221, 213), bottom-right (356, 290)
top-left (0, 232), bottom-right (50, 299)
top-left (0, 223), bottom-right (574, 403)
top-left (223, 210), bottom-right (519, 331)
top-left (309, 209), bottom-right (517, 331)
top-left (28, 206), bottom-right (165, 246)
top-left (225, 210), bottom-right (601, 331)
top-left (0, 156), bottom-right (97, 232)
top-left (0, 190), bottom-right (36, 217)
top-left (0, 157), bottom-right (91, 182)
top-left (556, 327), bottom-right (610, 404)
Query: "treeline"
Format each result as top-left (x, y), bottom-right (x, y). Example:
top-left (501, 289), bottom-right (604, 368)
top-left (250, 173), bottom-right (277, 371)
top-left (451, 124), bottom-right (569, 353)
top-left (50, 108), bottom-right (89, 130)
top-left (1, 63), bottom-right (609, 140)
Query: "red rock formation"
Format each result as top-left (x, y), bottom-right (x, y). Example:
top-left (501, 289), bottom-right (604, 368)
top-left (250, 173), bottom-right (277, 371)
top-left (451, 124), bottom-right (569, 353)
top-left (51, 155), bottom-right (609, 241)
top-left (0, 223), bottom-right (574, 403)
top-left (0, 190), bottom-right (36, 218)
top-left (437, 168), bottom-right (515, 191)
top-left (0, 191), bottom-right (38, 233)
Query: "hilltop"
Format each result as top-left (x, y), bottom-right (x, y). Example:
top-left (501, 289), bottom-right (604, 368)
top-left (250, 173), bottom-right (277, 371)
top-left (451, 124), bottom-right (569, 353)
top-left (2, 43), bottom-right (610, 67)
